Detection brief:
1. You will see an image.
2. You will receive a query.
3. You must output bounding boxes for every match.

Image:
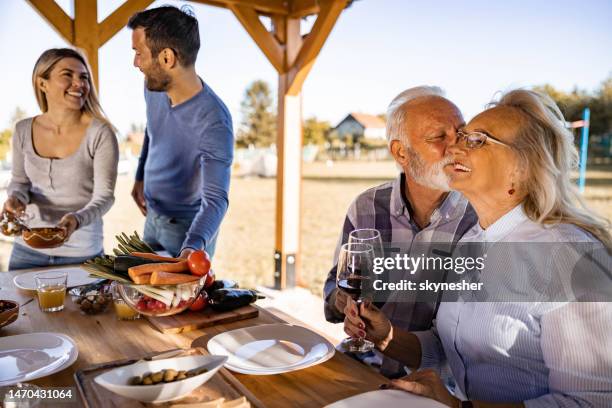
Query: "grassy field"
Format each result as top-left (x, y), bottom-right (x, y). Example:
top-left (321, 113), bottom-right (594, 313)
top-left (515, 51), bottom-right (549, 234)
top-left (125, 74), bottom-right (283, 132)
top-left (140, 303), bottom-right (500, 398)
top-left (1, 160), bottom-right (611, 297)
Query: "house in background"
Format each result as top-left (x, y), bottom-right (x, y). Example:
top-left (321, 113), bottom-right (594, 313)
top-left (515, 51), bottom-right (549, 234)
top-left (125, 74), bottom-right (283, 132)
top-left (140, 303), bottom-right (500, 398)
top-left (333, 112), bottom-right (386, 143)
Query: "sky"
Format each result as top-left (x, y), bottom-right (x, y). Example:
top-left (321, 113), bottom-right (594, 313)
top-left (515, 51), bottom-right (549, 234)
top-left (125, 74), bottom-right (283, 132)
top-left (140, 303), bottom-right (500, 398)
top-left (0, 0), bottom-right (611, 136)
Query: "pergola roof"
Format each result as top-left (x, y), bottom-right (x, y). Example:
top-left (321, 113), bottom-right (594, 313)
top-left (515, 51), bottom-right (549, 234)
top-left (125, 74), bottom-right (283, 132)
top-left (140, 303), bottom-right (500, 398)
top-left (27, 0), bottom-right (351, 93)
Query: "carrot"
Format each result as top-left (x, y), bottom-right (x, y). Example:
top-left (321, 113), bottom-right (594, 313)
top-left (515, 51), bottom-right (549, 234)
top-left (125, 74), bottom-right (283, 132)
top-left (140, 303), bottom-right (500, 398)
top-left (130, 252), bottom-right (182, 262)
top-left (132, 273), bottom-right (151, 285)
top-left (128, 261), bottom-right (189, 279)
top-left (150, 271), bottom-right (200, 285)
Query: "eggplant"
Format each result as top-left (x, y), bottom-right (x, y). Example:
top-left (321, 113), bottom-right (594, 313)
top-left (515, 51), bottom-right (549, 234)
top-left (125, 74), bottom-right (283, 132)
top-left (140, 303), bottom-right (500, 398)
top-left (113, 255), bottom-right (163, 273)
top-left (206, 279), bottom-right (239, 293)
top-left (208, 288), bottom-right (264, 312)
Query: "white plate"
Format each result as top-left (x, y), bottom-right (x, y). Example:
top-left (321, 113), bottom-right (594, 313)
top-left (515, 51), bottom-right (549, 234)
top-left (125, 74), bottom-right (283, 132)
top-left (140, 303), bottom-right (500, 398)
top-left (0, 332), bottom-right (78, 386)
top-left (13, 267), bottom-right (99, 291)
top-left (95, 355), bottom-right (227, 403)
top-left (207, 323), bottom-right (335, 375)
top-left (325, 390), bottom-right (448, 408)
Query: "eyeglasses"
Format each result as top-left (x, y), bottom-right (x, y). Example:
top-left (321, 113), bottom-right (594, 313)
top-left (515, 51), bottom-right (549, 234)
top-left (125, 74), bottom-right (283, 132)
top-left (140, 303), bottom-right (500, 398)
top-left (456, 130), bottom-right (510, 149)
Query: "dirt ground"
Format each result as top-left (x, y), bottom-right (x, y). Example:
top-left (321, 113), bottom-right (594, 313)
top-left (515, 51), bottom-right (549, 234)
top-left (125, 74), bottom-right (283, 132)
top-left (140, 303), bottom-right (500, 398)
top-left (1, 160), bottom-right (610, 296)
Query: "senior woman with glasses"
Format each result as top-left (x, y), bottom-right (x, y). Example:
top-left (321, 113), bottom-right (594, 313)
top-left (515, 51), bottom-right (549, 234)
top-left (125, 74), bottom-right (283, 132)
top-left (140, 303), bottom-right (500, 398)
top-left (343, 90), bottom-right (611, 407)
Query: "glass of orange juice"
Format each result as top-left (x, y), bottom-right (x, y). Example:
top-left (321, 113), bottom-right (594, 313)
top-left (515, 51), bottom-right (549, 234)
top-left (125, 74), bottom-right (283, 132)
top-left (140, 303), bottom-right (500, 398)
top-left (110, 281), bottom-right (140, 320)
top-left (35, 272), bottom-right (67, 312)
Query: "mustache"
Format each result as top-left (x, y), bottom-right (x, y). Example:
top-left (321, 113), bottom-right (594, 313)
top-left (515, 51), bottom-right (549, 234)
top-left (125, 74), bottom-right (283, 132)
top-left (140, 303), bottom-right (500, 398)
top-left (432, 155), bottom-right (454, 169)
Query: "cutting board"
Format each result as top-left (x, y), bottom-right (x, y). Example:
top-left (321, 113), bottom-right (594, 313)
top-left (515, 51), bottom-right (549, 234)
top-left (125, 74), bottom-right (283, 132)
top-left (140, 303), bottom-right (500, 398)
top-left (75, 347), bottom-right (265, 408)
top-left (146, 305), bottom-right (259, 334)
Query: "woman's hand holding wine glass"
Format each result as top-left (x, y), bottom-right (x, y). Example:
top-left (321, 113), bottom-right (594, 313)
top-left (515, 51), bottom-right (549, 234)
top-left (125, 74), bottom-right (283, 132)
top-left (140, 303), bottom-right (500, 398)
top-left (343, 297), bottom-right (393, 351)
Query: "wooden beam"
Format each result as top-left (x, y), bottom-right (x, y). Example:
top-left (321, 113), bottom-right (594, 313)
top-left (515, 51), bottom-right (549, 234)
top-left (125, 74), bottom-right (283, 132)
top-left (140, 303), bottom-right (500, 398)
top-left (230, 4), bottom-right (284, 73)
top-left (271, 15), bottom-right (286, 44)
top-left (190, 0), bottom-right (288, 15)
top-left (26, 0), bottom-right (74, 43)
top-left (73, 0), bottom-right (100, 89)
top-left (289, 0), bottom-right (320, 17)
top-left (98, 0), bottom-right (154, 46)
top-left (287, 0), bottom-right (347, 95)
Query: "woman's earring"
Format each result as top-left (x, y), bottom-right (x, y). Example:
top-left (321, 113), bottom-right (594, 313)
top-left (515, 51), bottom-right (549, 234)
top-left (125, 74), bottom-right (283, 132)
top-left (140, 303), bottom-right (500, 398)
top-left (508, 182), bottom-right (515, 195)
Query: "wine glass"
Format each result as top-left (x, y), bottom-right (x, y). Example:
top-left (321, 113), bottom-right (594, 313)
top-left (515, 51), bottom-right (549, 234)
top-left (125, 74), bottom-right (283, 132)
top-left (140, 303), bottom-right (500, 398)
top-left (349, 228), bottom-right (383, 258)
top-left (337, 242), bottom-right (375, 353)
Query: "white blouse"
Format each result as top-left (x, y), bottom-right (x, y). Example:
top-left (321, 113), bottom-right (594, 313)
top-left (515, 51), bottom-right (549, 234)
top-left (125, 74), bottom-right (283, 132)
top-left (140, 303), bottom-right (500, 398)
top-left (413, 205), bottom-right (612, 407)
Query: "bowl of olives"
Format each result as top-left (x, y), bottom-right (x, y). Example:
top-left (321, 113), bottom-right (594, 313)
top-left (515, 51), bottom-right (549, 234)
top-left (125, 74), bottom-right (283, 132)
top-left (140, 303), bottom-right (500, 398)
top-left (94, 355), bottom-right (228, 403)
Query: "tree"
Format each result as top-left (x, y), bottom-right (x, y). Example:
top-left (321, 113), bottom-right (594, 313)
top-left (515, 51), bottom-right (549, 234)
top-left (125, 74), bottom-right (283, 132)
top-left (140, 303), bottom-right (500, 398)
top-left (236, 80), bottom-right (276, 147)
top-left (0, 107), bottom-right (28, 161)
top-left (129, 122), bottom-right (145, 133)
top-left (303, 117), bottom-right (331, 145)
top-left (534, 74), bottom-right (611, 136)
top-left (9, 107), bottom-right (27, 129)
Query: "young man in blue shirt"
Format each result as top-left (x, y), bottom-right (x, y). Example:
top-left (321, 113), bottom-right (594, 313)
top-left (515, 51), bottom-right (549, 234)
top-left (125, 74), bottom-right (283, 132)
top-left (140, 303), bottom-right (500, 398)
top-left (128, 6), bottom-right (233, 259)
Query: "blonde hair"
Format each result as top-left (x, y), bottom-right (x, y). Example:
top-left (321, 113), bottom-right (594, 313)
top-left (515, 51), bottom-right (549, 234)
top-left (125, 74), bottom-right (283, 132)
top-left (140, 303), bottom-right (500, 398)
top-left (492, 89), bottom-right (611, 249)
top-left (32, 48), bottom-right (114, 130)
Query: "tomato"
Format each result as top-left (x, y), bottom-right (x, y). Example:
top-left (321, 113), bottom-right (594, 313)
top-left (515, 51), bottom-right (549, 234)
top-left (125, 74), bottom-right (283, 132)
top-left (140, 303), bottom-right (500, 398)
top-left (146, 299), bottom-right (157, 311)
top-left (136, 298), bottom-right (147, 310)
top-left (187, 250), bottom-right (211, 277)
top-left (204, 269), bottom-right (215, 288)
top-left (189, 291), bottom-right (208, 312)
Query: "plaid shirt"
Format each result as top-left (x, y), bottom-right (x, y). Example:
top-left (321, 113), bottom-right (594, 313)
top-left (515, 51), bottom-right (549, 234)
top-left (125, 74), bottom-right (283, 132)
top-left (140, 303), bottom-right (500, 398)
top-left (323, 173), bottom-right (477, 377)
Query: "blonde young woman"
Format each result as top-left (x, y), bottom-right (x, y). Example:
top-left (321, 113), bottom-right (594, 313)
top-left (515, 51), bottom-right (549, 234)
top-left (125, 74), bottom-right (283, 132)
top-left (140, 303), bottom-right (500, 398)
top-left (344, 90), bottom-right (611, 407)
top-left (3, 48), bottom-right (118, 269)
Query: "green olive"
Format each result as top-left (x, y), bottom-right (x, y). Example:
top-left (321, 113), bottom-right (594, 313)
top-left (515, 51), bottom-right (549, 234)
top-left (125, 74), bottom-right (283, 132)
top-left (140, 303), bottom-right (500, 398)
top-left (151, 371), bottom-right (163, 384)
top-left (163, 369), bottom-right (178, 382)
top-left (129, 376), bottom-right (142, 385)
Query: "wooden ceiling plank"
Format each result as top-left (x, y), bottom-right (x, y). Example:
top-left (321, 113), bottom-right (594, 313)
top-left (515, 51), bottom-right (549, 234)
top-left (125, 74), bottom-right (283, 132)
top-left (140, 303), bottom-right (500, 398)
top-left (289, 0), bottom-right (320, 17)
top-left (230, 4), bottom-right (284, 72)
top-left (98, 0), bottom-right (155, 46)
top-left (287, 0), bottom-right (347, 94)
top-left (26, 0), bottom-right (74, 43)
top-left (190, 0), bottom-right (288, 16)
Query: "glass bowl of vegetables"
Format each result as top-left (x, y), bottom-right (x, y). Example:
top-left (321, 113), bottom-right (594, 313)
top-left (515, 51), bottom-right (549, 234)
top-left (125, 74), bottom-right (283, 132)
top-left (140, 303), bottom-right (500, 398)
top-left (80, 232), bottom-right (213, 317)
top-left (116, 279), bottom-right (205, 317)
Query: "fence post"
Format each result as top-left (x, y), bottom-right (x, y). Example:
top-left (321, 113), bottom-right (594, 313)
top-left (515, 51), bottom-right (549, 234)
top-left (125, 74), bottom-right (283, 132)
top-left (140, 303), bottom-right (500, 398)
top-left (578, 108), bottom-right (590, 193)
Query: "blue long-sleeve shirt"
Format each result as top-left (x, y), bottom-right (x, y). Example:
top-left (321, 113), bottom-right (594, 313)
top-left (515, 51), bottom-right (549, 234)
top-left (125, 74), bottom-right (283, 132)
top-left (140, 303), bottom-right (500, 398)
top-left (136, 82), bottom-right (233, 252)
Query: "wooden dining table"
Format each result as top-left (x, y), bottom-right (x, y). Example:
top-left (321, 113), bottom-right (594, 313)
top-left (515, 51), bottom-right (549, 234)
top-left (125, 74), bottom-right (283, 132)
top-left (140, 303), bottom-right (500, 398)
top-left (0, 266), bottom-right (388, 407)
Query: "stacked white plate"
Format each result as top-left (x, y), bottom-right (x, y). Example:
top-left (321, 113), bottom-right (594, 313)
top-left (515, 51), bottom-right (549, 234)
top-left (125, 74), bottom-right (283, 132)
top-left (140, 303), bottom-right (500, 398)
top-left (207, 323), bottom-right (335, 375)
top-left (13, 267), bottom-right (100, 290)
top-left (0, 333), bottom-right (79, 386)
top-left (325, 390), bottom-right (448, 408)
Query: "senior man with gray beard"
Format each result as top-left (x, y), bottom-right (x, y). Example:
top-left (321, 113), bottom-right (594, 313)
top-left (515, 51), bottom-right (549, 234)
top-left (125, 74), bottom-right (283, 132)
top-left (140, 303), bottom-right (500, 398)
top-left (323, 86), bottom-right (477, 378)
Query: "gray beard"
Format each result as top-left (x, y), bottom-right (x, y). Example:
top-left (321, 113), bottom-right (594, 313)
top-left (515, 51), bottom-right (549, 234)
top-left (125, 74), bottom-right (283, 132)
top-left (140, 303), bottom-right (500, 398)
top-left (405, 146), bottom-right (452, 191)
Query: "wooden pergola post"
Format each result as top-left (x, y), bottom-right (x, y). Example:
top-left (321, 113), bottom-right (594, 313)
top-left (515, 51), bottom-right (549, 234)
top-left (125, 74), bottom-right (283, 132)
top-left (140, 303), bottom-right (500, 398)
top-left (274, 17), bottom-right (303, 288)
top-left (231, 0), bottom-right (347, 288)
top-left (26, 0), bottom-right (348, 290)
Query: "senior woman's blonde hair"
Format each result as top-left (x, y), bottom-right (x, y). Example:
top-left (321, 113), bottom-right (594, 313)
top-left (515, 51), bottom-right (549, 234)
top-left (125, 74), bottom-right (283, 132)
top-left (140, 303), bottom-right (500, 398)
top-left (492, 89), bottom-right (611, 249)
top-left (32, 48), bottom-right (113, 130)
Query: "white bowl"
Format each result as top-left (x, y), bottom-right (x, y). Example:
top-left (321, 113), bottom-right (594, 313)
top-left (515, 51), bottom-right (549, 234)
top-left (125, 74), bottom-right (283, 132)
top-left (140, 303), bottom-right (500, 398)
top-left (94, 355), bottom-right (227, 403)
